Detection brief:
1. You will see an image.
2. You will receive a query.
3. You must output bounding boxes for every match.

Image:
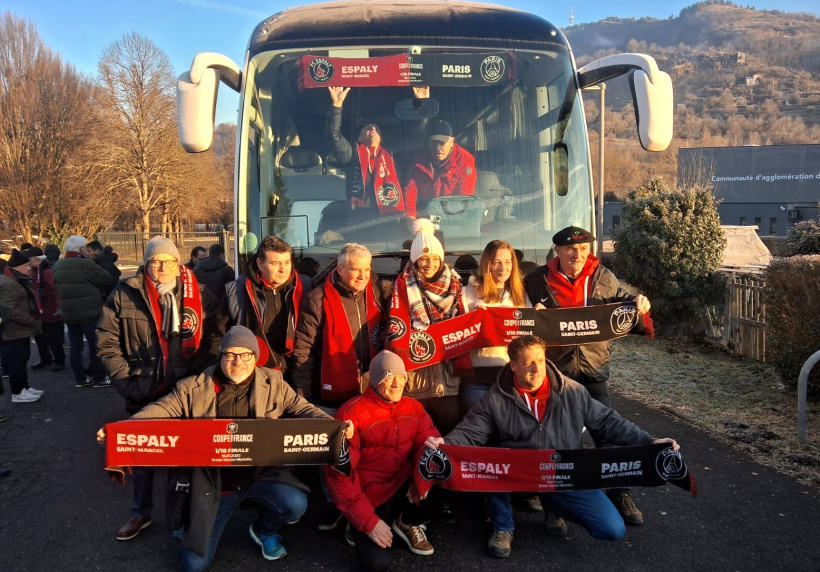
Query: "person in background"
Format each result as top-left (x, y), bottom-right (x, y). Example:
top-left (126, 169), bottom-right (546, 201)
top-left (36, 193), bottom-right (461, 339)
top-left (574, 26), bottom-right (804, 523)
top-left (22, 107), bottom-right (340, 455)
top-left (0, 249), bottom-right (44, 403)
top-left (193, 243), bottom-right (235, 303)
top-left (27, 247), bottom-right (65, 372)
top-left (86, 240), bottom-right (121, 298)
top-left (185, 246), bottom-right (207, 270)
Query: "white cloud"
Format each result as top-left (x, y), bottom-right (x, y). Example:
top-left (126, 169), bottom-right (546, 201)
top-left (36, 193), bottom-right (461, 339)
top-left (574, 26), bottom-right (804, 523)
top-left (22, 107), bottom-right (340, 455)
top-left (170, 0), bottom-right (267, 19)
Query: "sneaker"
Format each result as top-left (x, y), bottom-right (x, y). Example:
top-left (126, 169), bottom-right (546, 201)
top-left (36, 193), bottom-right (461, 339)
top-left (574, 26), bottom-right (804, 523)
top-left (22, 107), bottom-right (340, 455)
top-left (31, 362), bottom-right (52, 370)
top-left (487, 530), bottom-right (513, 558)
top-left (172, 527), bottom-right (184, 540)
top-left (610, 491), bottom-right (643, 525)
top-left (249, 525), bottom-right (287, 560)
top-left (0, 414), bottom-right (6, 423)
top-left (116, 516), bottom-right (152, 541)
top-left (24, 387), bottom-right (44, 396)
top-left (93, 377), bottom-right (112, 388)
top-left (344, 522), bottom-right (355, 547)
top-left (545, 510), bottom-right (568, 536)
top-left (392, 515), bottom-right (433, 556)
top-left (317, 504), bottom-right (344, 531)
top-left (51, 363), bottom-right (66, 372)
top-left (11, 392), bottom-right (39, 403)
top-left (75, 376), bottom-right (93, 388)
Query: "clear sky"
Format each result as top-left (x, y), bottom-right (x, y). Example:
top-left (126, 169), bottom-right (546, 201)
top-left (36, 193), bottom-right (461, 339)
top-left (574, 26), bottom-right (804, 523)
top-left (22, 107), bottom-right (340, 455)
top-left (5, 0), bottom-right (819, 124)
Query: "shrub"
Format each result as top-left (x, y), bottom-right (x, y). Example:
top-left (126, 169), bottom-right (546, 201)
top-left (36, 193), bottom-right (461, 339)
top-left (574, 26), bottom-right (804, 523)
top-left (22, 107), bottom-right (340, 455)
top-left (781, 220), bottom-right (820, 257)
top-left (765, 255), bottom-right (820, 392)
top-left (612, 178), bottom-right (726, 334)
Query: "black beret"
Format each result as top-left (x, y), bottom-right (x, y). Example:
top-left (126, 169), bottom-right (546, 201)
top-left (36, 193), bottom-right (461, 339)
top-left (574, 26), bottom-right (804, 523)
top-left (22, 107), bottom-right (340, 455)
top-left (552, 226), bottom-right (595, 246)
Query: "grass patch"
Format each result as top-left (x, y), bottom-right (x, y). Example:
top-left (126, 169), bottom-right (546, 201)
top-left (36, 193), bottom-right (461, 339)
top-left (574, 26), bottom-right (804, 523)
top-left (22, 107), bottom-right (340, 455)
top-left (610, 336), bottom-right (820, 487)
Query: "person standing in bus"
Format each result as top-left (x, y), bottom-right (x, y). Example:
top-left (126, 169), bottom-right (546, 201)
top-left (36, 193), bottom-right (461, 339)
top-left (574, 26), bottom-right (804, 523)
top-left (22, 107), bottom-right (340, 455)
top-left (403, 121), bottom-right (477, 218)
top-left (327, 86), bottom-right (406, 217)
top-left (524, 226), bottom-right (652, 529)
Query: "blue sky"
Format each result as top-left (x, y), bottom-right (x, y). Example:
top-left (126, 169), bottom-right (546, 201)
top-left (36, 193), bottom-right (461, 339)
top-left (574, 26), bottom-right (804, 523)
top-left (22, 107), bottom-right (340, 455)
top-left (5, 0), bottom-right (819, 124)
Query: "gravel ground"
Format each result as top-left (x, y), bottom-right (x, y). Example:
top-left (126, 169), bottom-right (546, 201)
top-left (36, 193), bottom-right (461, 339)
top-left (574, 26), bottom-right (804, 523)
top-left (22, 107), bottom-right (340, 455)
top-left (609, 335), bottom-right (820, 487)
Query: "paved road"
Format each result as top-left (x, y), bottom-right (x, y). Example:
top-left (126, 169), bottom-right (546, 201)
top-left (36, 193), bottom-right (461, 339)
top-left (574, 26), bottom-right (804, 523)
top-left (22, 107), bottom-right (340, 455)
top-left (2, 350), bottom-right (819, 572)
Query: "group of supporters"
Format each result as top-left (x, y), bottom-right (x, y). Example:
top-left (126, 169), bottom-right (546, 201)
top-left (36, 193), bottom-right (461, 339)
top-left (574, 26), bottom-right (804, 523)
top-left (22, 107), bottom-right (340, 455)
top-left (90, 220), bottom-right (678, 572)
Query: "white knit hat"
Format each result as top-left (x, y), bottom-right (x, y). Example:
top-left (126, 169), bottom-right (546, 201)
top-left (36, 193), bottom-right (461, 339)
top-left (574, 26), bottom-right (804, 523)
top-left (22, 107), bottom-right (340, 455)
top-left (410, 218), bottom-right (444, 263)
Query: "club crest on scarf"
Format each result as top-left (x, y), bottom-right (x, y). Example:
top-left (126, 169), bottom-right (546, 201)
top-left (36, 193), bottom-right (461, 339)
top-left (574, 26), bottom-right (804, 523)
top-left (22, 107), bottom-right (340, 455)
top-left (610, 303), bottom-right (639, 335)
top-left (180, 308), bottom-right (199, 341)
top-left (655, 447), bottom-right (687, 480)
top-left (409, 331), bottom-right (436, 364)
top-left (418, 448), bottom-right (453, 482)
top-left (386, 317), bottom-right (407, 343)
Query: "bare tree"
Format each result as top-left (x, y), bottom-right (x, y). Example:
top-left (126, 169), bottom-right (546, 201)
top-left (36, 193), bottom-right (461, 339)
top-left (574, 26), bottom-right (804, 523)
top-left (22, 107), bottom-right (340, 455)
top-left (90, 32), bottom-right (180, 232)
top-left (0, 12), bottom-right (95, 244)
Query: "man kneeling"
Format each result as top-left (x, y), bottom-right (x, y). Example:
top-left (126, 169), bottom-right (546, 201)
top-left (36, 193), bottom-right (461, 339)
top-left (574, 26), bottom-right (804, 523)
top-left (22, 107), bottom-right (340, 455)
top-left (425, 335), bottom-right (678, 558)
top-left (98, 326), bottom-right (352, 572)
top-left (325, 350), bottom-right (441, 571)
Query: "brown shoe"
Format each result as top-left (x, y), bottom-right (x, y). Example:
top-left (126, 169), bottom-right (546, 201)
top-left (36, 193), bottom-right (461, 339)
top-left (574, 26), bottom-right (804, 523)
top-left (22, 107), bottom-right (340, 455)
top-left (545, 510), bottom-right (568, 536)
top-left (116, 516), bottom-right (152, 541)
top-left (487, 530), bottom-right (513, 558)
top-left (611, 492), bottom-right (643, 525)
top-left (392, 514), bottom-right (434, 556)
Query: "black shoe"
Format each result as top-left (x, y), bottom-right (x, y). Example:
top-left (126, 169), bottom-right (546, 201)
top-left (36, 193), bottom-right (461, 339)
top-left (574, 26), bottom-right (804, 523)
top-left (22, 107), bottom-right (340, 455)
top-left (51, 363), bottom-right (66, 372)
top-left (439, 501), bottom-right (456, 525)
top-left (0, 467), bottom-right (10, 479)
top-left (75, 377), bottom-right (93, 388)
top-left (31, 362), bottom-right (53, 370)
top-left (93, 377), bottom-right (112, 388)
top-left (317, 505), bottom-right (343, 531)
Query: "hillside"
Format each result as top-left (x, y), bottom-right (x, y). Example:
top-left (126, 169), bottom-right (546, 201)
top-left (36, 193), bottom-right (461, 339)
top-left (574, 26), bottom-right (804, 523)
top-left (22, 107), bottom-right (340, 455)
top-left (563, 1), bottom-right (820, 194)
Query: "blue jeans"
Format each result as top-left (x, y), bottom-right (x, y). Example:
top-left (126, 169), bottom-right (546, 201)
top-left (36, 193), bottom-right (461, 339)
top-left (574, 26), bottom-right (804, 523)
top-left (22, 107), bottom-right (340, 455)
top-left (486, 490), bottom-right (625, 541)
top-left (180, 481), bottom-right (308, 572)
top-left (462, 384), bottom-right (491, 411)
top-left (67, 320), bottom-right (103, 381)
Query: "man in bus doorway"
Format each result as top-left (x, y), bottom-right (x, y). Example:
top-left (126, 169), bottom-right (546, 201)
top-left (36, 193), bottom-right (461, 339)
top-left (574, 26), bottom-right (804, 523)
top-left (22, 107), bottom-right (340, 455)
top-left (524, 226), bottom-right (652, 529)
top-left (403, 120), bottom-right (477, 218)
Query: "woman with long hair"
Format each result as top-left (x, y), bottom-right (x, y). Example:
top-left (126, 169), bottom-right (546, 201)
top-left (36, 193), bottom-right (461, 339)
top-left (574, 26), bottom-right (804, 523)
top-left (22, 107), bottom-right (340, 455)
top-left (461, 240), bottom-right (530, 410)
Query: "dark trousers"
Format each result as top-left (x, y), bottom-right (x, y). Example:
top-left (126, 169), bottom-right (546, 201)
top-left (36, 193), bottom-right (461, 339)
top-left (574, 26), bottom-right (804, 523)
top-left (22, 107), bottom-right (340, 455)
top-left (131, 467), bottom-right (154, 518)
top-left (350, 485), bottom-right (425, 572)
top-left (0, 338), bottom-right (11, 393)
top-left (67, 320), bottom-right (103, 381)
top-left (6, 337), bottom-right (31, 395)
top-left (34, 321), bottom-right (65, 365)
top-left (581, 378), bottom-right (627, 497)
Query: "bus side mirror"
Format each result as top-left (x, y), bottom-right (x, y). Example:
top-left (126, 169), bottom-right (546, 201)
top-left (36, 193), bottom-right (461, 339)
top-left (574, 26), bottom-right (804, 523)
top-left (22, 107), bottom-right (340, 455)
top-left (177, 68), bottom-right (219, 153)
top-left (631, 69), bottom-right (673, 152)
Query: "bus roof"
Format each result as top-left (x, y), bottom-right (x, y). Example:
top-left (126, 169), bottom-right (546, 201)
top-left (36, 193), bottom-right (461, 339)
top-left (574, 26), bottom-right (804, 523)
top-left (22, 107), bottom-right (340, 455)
top-left (249, 0), bottom-right (568, 54)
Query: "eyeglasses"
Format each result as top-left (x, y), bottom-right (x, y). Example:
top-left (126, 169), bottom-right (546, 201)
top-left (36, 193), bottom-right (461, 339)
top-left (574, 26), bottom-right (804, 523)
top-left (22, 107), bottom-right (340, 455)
top-left (148, 259), bottom-right (179, 269)
top-left (222, 352), bottom-right (255, 362)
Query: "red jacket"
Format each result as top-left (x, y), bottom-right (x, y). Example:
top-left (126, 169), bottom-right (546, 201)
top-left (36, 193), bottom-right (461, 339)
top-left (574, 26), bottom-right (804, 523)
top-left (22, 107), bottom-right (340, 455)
top-left (403, 144), bottom-right (477, 217)
top-left (33, 263), bottom-right (61, 323)
top-left (324, 387), bottom-right (440, 534)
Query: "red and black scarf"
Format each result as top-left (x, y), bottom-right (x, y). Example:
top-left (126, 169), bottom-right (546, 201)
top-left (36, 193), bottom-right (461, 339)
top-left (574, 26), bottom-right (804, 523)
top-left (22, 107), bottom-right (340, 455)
top-left (355, 144), bottom-right (405, 214)
top-left (143, 266), bottom-right (203, 379)
top-left (243, 271), bottom-right (304, 367)
top-left (320, 273), bottom-right (382, 402)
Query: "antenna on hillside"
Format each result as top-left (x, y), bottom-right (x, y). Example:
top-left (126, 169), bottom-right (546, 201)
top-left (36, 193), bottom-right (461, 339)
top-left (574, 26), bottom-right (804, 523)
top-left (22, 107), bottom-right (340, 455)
top-left (569, 7), bottom-right (574, 27)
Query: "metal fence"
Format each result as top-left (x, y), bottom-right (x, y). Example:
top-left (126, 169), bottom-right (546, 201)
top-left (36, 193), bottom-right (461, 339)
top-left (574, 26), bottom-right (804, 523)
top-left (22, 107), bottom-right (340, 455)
top-left (96, 231), bottom-right (234, 266)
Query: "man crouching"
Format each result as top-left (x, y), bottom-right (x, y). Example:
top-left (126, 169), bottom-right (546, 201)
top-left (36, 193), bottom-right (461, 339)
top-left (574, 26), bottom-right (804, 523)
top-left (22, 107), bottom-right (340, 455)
top-left (325, 350), bottom-right (441, 571)
top-left (425, 335), bottom-right (678, 558)
top-left (98, 325), bottom-right (353, 572)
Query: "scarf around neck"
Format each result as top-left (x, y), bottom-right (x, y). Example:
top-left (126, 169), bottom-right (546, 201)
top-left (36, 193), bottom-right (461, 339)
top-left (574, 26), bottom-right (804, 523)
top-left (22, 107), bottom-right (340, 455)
top-left (402, 260), bottom-right (461, 327)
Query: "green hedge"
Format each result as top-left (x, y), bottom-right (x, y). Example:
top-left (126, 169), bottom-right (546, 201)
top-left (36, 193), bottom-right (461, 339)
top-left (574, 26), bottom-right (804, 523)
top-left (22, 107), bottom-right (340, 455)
top-left (766, 255), bottom-right (820, 392)
top-left (781, 220), bottom-right (820, 257)
top-left (613, 179), bottom-right (725, 334)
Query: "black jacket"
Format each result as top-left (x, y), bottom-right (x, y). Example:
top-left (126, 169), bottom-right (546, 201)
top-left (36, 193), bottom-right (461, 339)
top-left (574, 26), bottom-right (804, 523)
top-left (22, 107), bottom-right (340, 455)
top-left (524, 263), bottom-right (642, 385)
top-left (96, 270), bottom-right (227, 413)
top-left (193, 257), bottom-right (235, 302)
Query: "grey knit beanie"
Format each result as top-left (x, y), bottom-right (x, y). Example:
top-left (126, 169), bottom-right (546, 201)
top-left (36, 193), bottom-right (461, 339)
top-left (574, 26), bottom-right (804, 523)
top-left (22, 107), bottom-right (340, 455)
top-left (369, 350), bottom-right (407, 388)
top-left (143, 236), bottom-right (181, 266)
top-left (219, 325), bottom-right (260, 360)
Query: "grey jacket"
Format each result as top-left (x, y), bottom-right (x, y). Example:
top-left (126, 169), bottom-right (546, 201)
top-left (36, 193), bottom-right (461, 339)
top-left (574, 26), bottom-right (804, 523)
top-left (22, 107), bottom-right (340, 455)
top-left (445, 360), bottom-right (653, 450)
top-left (131, 365), bottom-right (332, 557)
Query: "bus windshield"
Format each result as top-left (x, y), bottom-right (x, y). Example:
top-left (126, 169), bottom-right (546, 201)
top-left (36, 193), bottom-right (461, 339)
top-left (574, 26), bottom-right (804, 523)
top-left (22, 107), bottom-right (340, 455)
top-left (237, 45), bottom-right (592, 271)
